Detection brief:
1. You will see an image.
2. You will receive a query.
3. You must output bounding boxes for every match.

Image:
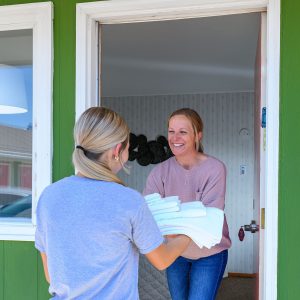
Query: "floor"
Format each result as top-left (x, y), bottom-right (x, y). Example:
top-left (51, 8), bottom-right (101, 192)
top-left (138, 256), bottom-right (256, 300)
top-left (216, 277), bottom-right (256, 300)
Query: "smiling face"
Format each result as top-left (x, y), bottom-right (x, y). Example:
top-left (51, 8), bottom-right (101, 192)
top-left (168, 115), bottom-right (202, 158)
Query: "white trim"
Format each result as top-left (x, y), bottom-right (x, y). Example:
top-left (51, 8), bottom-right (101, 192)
top-left (75, 1), bottom-right (280, 299)
top-left (76, 5), bottom-right (99, 119)
top-left (264, 0), bottom-right (280, 299)
top-left (0, 219), bottom-right (35, 241)
top-left (0, 2), bottom-right (53, 240)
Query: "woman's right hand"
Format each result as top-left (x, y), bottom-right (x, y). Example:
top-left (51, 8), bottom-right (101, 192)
top-left (164, 234), bottom-right (179, 239)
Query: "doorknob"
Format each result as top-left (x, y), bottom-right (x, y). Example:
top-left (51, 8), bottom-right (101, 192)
top-left (243, 220), bottom-right (259, 233)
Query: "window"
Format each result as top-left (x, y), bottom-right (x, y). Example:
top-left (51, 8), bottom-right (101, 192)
top-left (0, 3), bottom-right (52, 241)
top-left (0, 41), bottom-right (33, 219)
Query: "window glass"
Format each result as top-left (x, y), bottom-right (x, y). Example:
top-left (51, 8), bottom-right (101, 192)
top-left (0, 29), bottom-right (33, 219)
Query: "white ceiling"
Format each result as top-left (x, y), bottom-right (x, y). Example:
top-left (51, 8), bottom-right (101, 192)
top-left (101, 13), bottom-right (260, 97)
top-left (0, 14), bottom-right (260, 97)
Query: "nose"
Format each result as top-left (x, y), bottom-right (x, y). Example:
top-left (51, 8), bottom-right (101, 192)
top-left (172, 132), bottom-right (181, 141)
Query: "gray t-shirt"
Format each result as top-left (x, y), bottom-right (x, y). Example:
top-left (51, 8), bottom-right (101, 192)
top-left (35, 175), bottom-right (163, 300)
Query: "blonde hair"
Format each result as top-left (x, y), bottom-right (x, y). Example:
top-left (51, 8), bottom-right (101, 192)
top-left (72, 107), bottom-right (129, 185)
top-left (168, 108), bottom-right (204, 153)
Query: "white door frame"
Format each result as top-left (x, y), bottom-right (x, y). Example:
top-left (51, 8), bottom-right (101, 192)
top-left (75, 1), bottom-right (280, 299)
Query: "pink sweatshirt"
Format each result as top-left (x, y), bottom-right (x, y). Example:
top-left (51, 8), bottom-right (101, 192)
top-left (143, 155), bottom-right (231, 259)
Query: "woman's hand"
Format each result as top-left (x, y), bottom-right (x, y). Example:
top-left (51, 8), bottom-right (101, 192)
top-left (164, 234), bottom-right (179, 239)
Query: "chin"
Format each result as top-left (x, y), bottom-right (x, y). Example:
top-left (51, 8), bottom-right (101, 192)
top-left (172, 150), bottom-right (186, 157)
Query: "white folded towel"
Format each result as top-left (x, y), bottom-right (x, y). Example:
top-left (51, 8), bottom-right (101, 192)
top-left (151, 206), bottom-right (181, 214)
top-left (154, 202), bottom-right (206, 222)
top-left (144, 193), bottom-right (223, 249)
top-left (157, 207), bottom-right (224, 249)
top-left (145, 193), bottom-right (181, 213)
top-left (144, 193), bottom-right (161, 203)
top-left (148, 200), bottom-right (181, 213)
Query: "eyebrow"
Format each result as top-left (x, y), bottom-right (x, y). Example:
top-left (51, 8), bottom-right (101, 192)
top-left (168, 127), bottom-right (189, 131)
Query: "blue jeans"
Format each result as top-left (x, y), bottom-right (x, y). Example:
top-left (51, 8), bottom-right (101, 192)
top-left (166, 250), bottom-right (228, 300)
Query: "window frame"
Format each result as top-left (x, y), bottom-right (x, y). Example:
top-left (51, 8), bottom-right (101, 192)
top-left (0, 2), bottom-right (53, 241)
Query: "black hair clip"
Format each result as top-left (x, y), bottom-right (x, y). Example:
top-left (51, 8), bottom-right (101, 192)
top-left (76, 145), bottom-right (85, 151)
top-left (76, 145), bottom-right (100, 161)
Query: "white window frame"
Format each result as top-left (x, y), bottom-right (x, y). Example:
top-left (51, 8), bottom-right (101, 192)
top-left (76, 1), bottom-right (280, 299)
top-left (0, 2), bottom-right (53, 241)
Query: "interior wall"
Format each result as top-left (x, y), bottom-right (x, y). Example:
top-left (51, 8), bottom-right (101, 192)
top-left (102, 91), bottom-right (254, 273)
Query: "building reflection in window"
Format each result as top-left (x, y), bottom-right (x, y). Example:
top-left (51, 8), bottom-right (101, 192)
top-left (0, 29), bottom-right (33, 218)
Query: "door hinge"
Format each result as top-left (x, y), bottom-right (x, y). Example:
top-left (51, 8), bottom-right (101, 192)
top-left (261, 107), bottom-right (266, 128)
top-left (261, 208), bottom-right (265, 229)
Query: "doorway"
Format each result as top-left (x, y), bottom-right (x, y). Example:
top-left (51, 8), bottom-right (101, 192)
top-left (75, 1), bottom-right (280, 299)
top-left (100, 13), bottom-right (260, 299)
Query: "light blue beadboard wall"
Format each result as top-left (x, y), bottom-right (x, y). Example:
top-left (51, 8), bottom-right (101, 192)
top-left (103, 91), bottom-right (254, 274)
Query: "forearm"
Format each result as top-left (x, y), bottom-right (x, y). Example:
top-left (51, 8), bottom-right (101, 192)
top-left (145, 235), bottom-right (190, 270)
top-left (40, 252), bottom-right (50, 284)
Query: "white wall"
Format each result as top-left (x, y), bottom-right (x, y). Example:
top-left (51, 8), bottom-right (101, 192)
top-left (102, 91), bottom-right (254, 273)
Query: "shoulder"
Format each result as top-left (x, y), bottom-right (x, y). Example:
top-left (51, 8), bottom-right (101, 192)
top-left (201, 155), bottom-right (226, 178)
top-left (206, 155), bottom-right (226, 171)
top-left (37, 177), bottom-right (71, 212)
top-left (110, 183), bottom-right (145, 208)
top-left (114, 183), bottom-right (142, 199)
top-left (39, 176), bottom-right (70, 197)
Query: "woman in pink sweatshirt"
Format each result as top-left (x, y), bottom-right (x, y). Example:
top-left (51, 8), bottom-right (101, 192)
top-left (144, 108), bottom-right (231, 300)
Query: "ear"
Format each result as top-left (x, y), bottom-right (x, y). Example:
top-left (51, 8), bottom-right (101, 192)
top-left (197, 131), bottom-right (202, 141)
top-left (113, 143), bottom-right (122, 158)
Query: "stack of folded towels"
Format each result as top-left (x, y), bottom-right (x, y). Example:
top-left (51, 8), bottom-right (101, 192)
top-left (144, 193), bottom-right (224, 249)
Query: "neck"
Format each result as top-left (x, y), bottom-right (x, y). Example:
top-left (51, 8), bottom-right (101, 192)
top-left (175, 152), bottom-right (204, 170)
top-left (76, 172), bottom-right (85, 177)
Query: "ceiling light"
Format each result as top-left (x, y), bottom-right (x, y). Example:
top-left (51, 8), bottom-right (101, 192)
top-left (0, 64), bottom-right (28, 114)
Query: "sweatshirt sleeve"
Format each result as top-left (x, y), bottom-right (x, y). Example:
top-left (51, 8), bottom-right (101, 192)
top-left (201, 162), bottom-right (226, 210)
top-left (143, 165), bottom-right (165, 197)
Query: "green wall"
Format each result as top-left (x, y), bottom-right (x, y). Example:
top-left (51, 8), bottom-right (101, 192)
top-left (0, 0), bottom-right (299, 299)
top-left (278, 1), bottom-right (300, 299)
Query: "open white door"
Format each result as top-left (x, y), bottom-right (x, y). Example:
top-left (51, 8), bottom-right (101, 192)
top-left (253, 12), bottom-right (267, 299)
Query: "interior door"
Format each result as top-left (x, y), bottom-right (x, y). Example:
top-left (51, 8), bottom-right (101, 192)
top-left (253, 12), bottom-right (267, 299)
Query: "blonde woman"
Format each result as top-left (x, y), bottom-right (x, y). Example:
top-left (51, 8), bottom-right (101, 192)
top-left (35, 107), bottom-right (190, 300)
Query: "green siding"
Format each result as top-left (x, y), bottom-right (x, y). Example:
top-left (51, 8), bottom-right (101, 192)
top-left (0, 242), bottom-right (4, 300)
top-left (4, 242), bottom-right (37, 299)
top-left (278, 1), bottom-right (300, 299)
top-left (0, 0), bottom-right (299, 299)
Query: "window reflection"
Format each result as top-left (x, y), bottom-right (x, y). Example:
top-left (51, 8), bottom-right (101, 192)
top-left (0, 29), bottom-right (33, 218)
